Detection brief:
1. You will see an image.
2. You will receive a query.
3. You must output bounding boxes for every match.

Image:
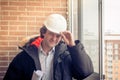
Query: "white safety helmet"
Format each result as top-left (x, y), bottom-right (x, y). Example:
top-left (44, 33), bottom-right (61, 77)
top-left (44, 14), bottom-right (67, 34)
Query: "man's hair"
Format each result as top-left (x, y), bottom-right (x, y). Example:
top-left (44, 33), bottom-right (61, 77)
top-left (40, 26), bottom-right (47, 38)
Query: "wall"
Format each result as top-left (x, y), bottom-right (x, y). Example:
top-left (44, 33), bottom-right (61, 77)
top-left (0, 0), bottom-right (67, 79)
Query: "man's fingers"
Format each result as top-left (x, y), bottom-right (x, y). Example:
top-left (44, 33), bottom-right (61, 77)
top-left (60, 32), bottom-right (69, 44)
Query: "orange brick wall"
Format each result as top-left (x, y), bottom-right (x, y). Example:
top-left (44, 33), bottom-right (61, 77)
top-left (0, 0), bottom-right (68, 79)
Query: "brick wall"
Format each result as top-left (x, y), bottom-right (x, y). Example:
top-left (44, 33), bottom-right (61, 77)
top-left (0, 0), bottom-right (68, 79)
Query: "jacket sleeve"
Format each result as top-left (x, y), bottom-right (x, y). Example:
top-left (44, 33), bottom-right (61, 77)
top-left (3, 56), bottom-right (24, 80)
top-left (68, 40), bottom-right (94, 79)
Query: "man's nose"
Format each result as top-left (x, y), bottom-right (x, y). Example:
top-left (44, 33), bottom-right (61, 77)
top-left (52, 35), bottom-right (57, 41)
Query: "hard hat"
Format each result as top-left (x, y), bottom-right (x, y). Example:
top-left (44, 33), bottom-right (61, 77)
top-left (44, 14), bottom-right (67, 34)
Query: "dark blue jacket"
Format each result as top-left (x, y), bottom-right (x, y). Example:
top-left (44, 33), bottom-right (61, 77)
top-left (3, 37), bottom-right (94, 80)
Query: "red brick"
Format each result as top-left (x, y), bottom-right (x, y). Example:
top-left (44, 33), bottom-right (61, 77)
top-left (0, 66), bottom-right (7, 71)
top-left (10, 12), bottom-right (26, 16)
top-left (8, 36), bottom-right (17, 40)
top-left (27, 32), bottom-right (39, 35)
top-left (27, 22), bottom-right (37, 26)
top-left (0, 31), bottom-right (8, 35)
top-left (36, 16), bottom-right (45, 21)
top-left (9, 41), bottom-right (18, 46)
top-left (43, 8), bottom-right (52, 11)
top-left (44, 1), bottom-right (60, 7)
top-left (0, 12), bottom-right (1, 16)
top-left (0, 62), bottom-right (8, 66)
top-left (0, 52), bottom-right (8, 56)
top-left (1, 21), bottom-right (8, 25)
top-left (18, 26), bottom-right (27, 30)
top-left (0, 26), bottom-right (8, 30)
top-left (0, 46), bottom-right (17, 51)
top-left (9, 56), bottom-right (15, 61)
top-left (27, 1), bottom-right (44, 6)
top-left (0, 36), bottom-right (17, 41)
top-left (18, 17), bottom-right (35, 21)
top-left (18, 36), bottom-right (25, 40)
top-left (26, 7), bottom-right (35, 11)
top-left (0, 71), bottom-right (6, 76)
top-left (9, 31), bottom-right (26, 36)
top-left (36, 7), bottom-right (44, 11)
top-left (27, 12), bottom-right (44, 16)
top-left (18, 7), bottom-right (27, 11)
top-left (53, 8), bottom-right (67, 12)
top-left (9, 21), bottom-right (26, 25)
top-left (1, 6), bottom-right (17, 10)
top-left (0, 2), bottom-right (8, 5)
top-left (52, 1), bottom-right (61, 7)
top-left (0, 11), bottom-right (9, 15)
top-left (9, 1), bottom-right (26, 6)
top-left (9, 51), bottom-right (18, 56)
top-left (0, 57), bottom-right (8, 61)
top-left (61, 0), bottom-right (67, 7)
top-left (0, 42), bottom-right (8, 46)
top-left (8, 26), bottom-right (18, 31)
top-left (27, 26), bottom-right (36, 31)
top-left (1, 16), bottom-right (17, 21)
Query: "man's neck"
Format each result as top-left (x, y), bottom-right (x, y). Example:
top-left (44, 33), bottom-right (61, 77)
top-left (41, 41), bottom-right (52, 55)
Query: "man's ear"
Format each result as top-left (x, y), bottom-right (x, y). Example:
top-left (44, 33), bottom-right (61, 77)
top-left (40, 26), bottom-right (47, 38)
top-left (42, 30), bottom-right (47, 37)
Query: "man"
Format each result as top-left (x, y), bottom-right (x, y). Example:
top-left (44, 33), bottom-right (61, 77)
top-left (3, 14), bottom-right (94, 80)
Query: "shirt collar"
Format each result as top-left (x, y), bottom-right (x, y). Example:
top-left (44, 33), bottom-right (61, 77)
top-left (39, 46), bottom-right (55, 56)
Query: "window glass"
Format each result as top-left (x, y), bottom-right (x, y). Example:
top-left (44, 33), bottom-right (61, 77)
top-left (103, 0), bottom-right (120, 80)
top-left (81, 0), bottom-right (99, 73)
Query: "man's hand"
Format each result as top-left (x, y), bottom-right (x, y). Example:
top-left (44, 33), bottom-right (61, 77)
top-left (61, 31), bottom-right (75, 47)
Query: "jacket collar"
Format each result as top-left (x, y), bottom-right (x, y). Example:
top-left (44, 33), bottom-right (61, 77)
top-left (31, 37), bottom-right (43, 48)
top-left (22, 37), bottom-right (68, 70)
top-left (22, 37), bottom-right (43, 70)
top-left (53, 41), bottom-right (68, 68)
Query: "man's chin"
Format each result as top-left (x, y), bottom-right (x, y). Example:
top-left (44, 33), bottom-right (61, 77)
top-left (50, 44), bottom-right (57, 47)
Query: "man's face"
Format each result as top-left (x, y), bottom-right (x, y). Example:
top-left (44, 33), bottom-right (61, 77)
top-left (43, 30), bottom-right (62, 48)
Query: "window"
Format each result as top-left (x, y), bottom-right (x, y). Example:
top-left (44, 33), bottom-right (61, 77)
top-left (68, 0), bottom-right (103, 79)
top-left (115, 50), bottom-right (118, 55)
top-left (103, 0), bottom-right (120, 80)
top-left (114, 44), bottom-right (118, 49)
